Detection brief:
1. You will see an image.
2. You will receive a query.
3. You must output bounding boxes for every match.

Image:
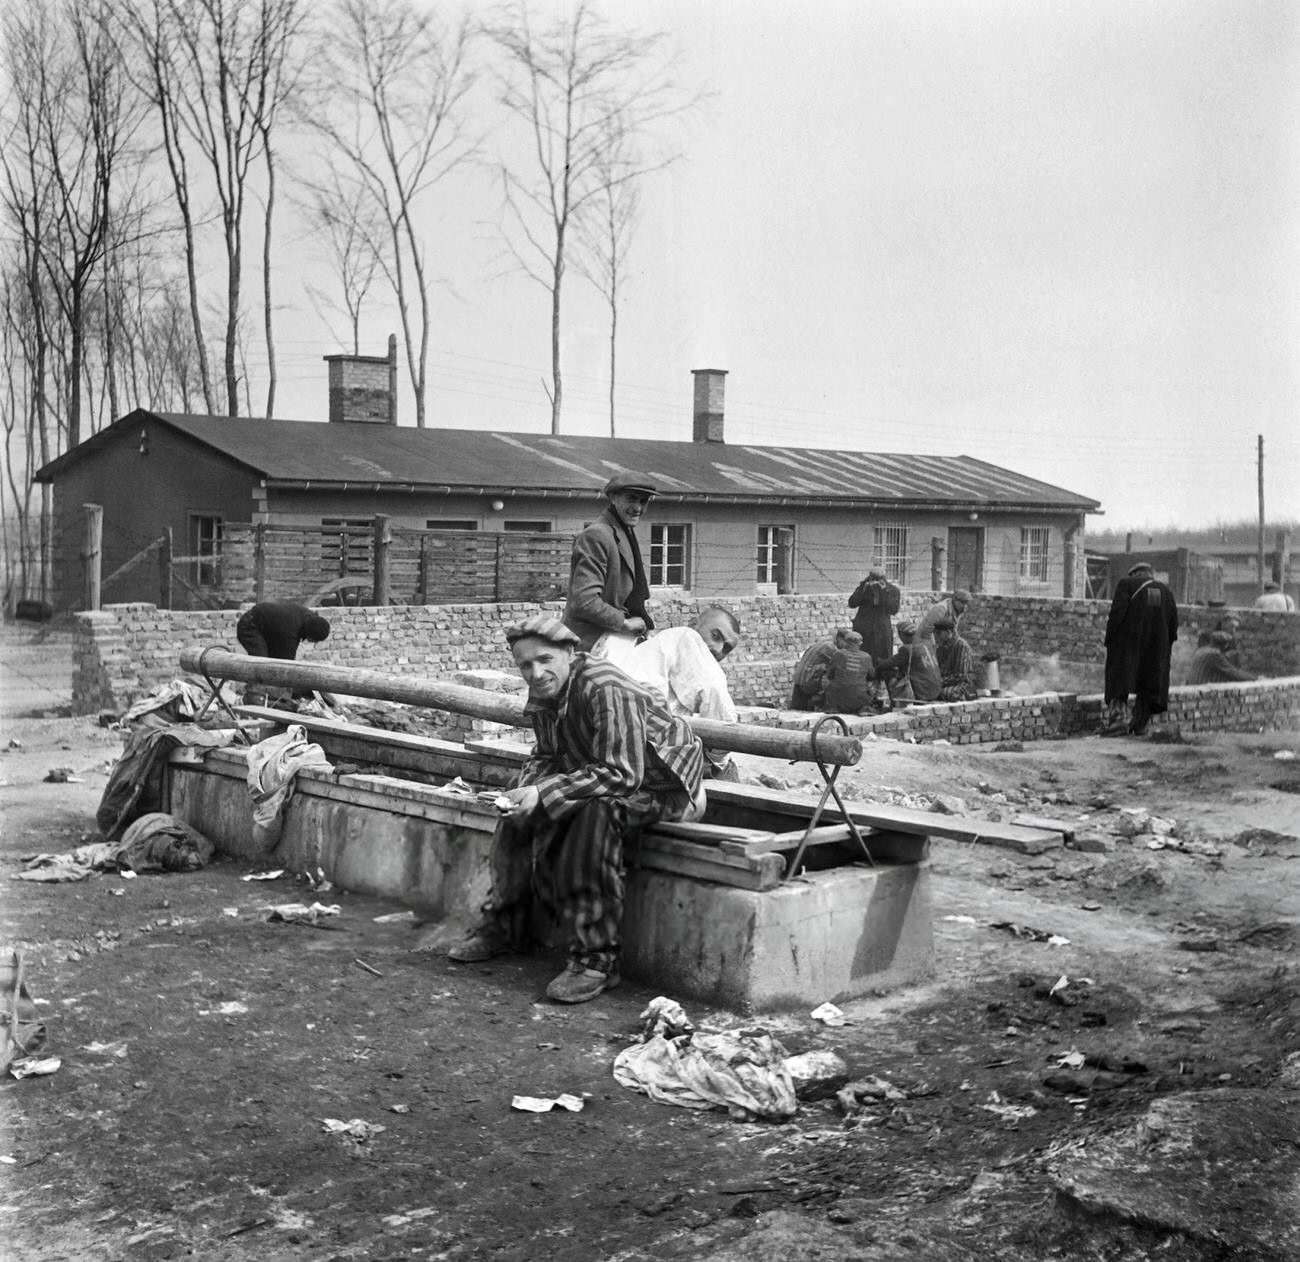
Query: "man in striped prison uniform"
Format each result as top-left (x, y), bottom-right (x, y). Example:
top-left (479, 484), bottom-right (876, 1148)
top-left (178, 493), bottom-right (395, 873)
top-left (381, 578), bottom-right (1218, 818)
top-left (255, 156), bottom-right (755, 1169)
top-left (934, 619), bottom-right (979, 702)
top-left (448, 613), bottom-right (706, 1004)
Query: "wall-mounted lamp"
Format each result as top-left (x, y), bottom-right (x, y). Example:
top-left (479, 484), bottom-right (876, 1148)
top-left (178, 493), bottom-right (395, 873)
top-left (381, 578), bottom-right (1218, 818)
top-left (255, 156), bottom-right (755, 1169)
top-left (967, 511), bottom-right (979, 522)
top-left (490, 499), bottom-right (504, 512)
top-left (138, 428), bottom-right (149, 456)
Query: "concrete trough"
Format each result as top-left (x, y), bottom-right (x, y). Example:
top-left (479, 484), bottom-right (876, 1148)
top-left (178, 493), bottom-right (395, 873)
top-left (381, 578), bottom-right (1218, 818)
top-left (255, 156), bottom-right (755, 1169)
top-left (163, 715), bottom-right (933, 1013)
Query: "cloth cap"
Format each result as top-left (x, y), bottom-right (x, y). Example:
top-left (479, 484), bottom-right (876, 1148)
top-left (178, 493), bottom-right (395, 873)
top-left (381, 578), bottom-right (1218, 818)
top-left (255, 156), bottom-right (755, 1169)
top-left (932, 617), bottom-right (956, 632)
top-left (1264, 580), bottom-right (1280, 591)
top-left (1210, 631), bottom-right (1232, 648)
top-left (505, 613), bottom-right (581, 648)
top-left (1128, 562), bottom-right (1154, 575)
top-left (304, 613), bottom-right (331, 641)
top-left (842, 631), bottom-right (863, 646)
top-left (952, 589), bottom-right (973, 603)
top-left (866, 569), bottom-right (885, 580)
top-left (604, 471), bottom-right (657, 497)
top-left (897, 619), bottom-right (918, 636)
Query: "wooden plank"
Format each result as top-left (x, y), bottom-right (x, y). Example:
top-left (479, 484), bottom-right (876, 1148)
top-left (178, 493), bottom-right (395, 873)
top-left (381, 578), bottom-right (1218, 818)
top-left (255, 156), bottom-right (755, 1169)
top-left (645, 820), bottom-right (778, 848)
top-left (704, 780), bottom-right (1059, 852)
top-left (627, 841), bottom-right (784, 892)
top-left (635, 831), bottom-right (772, 873)
top-left (1011, 813), bottom-right (1078, 843)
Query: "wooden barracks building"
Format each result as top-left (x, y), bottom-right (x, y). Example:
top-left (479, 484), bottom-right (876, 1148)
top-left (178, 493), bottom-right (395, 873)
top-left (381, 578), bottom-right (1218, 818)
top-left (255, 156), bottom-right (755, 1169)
top-left (35, 352), bottom-right (1100, 611)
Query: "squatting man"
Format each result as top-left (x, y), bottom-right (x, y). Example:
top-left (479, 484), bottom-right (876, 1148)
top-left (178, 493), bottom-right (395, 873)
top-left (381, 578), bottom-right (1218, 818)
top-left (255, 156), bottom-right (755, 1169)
top-left (448, 614), bottom-right (706, 1005)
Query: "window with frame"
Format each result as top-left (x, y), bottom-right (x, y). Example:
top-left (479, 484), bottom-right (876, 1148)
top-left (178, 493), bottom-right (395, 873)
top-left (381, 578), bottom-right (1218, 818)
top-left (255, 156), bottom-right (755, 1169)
top-left (872, 523), bottom-right (909, 585)
top-left (188, 514), bottom-right (223, 587)
top-left (503, 520), bottom-right (551, 533)
top-left (1020, 527), bottom-right (1051, 582)
top-left (425, 519), bottom-right (477, 530)
top-left (322, 518), bottom-right (371, 576)
top-left (649, 523), bottom-right (690, 588)
top-left (756, 525), bottom-right (793, 591)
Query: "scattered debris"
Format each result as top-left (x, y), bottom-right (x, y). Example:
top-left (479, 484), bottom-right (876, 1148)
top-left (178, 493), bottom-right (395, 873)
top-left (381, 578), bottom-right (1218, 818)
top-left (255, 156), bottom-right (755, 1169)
top-left (942, 914), bottom-right (979, 925)
top-left (1275, 750), bottom-right (1296, 762)
top-left (43, 767), bottom-right (82, 783)
top-left (511, 1093), bottom-right (585, 1113)
top-left (9, 1056), bottom-right (61, 1079)
top-left (81, 1041), bottom-right (129, 1057)
top-left (321, 1118), bottom-right (386, 1140)
top-left (198, 1002), bottom-right (249, 1016)
top-left (992, 742), bottom-right (1025, 753)
top-left (784, 1050), bottom-right (851, 1100)
top-left (373, 910), bottom-right (416, 924)
top-left (388, 1104), bottom-right (410, 1114)
top-left (810, 1001), bottom-right (853, 1026)
top-left (266, 902), bottom-right (342, 926)
top-left (639, 997), bottom-right (694, 1040)
top-left (241, 870), bottom-right (285, 882)
top-left (978, 1091), bottom-right (1037, 1121)
top-left (353, 957), bottom-right (384, 978)
top-left (990, 922), bottom-right (1070, 946)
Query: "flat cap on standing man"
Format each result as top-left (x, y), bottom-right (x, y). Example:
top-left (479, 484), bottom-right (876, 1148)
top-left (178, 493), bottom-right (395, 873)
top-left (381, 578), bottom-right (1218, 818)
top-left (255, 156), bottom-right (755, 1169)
top-left (562, 472), bottom-right (659, 664)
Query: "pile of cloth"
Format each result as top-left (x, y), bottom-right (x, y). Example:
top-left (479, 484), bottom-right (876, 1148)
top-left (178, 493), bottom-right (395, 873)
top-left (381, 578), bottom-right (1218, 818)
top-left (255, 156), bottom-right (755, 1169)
top-left (17, 812), bottom-right (215, 883)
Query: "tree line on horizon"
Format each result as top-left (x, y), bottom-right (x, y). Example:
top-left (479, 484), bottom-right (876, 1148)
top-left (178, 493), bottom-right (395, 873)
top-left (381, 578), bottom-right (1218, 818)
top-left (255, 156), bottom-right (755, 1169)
top-left (0, 0), bottom-right (698, 606)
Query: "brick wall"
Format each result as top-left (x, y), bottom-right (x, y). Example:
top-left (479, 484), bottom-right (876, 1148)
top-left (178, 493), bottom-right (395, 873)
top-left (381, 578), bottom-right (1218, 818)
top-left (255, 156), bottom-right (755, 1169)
top-left (72, 595), bottom-right (1300, 744)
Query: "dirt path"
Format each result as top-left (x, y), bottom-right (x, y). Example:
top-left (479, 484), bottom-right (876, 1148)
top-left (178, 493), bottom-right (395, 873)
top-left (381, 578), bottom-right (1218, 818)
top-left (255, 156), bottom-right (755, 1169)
top-left (1, 639), bottom-right (1298, 1260)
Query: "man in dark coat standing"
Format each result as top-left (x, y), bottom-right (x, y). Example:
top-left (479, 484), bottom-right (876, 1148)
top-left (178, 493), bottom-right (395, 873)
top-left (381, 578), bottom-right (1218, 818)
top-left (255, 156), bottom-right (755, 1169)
top-left (1102, 561), bottom-right (1179, 735)
top-left (847, 568), bottom-right (900, 664)
top-left (562, 472), bottom-right (656, 658)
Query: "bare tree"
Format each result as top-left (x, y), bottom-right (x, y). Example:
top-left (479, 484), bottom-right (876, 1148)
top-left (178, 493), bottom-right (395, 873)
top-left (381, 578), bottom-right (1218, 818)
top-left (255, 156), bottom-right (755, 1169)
top-left (576, 119), bottom-right (642, 437)
top-left (117, 0), bottom-right (306, 417)
top-left (301, 177), bottom-right (383, 355)
top-left (309, 0), bottom-right (479, 427)
top-left (489, 0), bottom-right (688, 434)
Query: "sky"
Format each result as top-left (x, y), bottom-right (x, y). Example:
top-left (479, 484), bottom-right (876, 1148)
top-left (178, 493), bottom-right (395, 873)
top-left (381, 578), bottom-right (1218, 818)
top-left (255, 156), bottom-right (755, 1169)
top-left (261, 0), bottom-right (1300, 534)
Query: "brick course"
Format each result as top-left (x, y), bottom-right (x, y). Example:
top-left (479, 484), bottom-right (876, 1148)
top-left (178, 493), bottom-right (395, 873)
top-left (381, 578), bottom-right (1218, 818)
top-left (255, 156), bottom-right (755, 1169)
top-left (72, 594), bottom-right (1300, 745)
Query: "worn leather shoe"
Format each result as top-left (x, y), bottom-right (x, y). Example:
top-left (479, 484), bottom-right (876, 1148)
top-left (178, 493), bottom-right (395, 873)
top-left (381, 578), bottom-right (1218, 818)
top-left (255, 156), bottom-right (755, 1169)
top-left (545, 962), bottom-right (620, 1004)
top-left (447, 930), bottom-right (510, 963)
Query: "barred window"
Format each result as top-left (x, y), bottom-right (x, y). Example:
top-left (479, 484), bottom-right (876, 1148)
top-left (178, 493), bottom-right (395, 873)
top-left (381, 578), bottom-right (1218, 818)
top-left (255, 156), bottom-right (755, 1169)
top-left (1020, 527), bottom-right (1050, 582)
top-left (872, 523), bottom-right (908, 585)
top-left (649, 524), bottom-right (690, 588)
top-left (754, 522), bottom-right (790, 587)
top-left (189, 514), bottom-right (222, 587)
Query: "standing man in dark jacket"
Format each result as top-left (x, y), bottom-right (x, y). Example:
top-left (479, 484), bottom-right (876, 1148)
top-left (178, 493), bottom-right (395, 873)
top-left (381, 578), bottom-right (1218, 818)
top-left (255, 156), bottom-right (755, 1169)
top-left (562, 472), bottom-right (657, 659)
top-left (1102, 561), bottom-right (1179, 735)
top-left (847, 568), bottom-right (900, 664)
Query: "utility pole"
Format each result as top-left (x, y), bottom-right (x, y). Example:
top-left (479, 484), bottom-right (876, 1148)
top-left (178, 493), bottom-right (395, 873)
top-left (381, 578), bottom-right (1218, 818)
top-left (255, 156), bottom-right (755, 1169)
top-left (1257, 435), bottom-right (1265, 591)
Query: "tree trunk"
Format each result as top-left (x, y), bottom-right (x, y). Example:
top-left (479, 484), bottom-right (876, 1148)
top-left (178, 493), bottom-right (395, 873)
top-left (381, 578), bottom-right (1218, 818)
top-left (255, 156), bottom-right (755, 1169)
top-left (550, 237), bottom-right (563, 434)
top-left (262, 141), bottom-right (277, 418)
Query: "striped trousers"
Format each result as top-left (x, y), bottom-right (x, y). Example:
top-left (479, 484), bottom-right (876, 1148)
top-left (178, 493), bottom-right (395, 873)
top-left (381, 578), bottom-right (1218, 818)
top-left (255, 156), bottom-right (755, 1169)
top-left (484, 791), bottom-right (671, 974)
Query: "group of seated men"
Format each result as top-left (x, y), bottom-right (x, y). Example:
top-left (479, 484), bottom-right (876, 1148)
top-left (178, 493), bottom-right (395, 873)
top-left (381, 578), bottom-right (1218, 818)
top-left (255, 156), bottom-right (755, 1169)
top-left (789, 590), bottom-right (979, 714)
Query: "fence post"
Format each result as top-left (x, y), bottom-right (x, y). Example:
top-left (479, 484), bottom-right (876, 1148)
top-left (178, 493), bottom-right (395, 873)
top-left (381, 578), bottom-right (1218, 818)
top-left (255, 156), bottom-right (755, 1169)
top-left (494, 534), bottom-right (504, 601)
top-left (776, 528), bottom-right (794, 594)
top-left (373, 514), bottom-right (391, 606)
top-left (82, 503), bottom-right (103, 611)
top-left (159, 527), bottom-right (173, 609)
top-left (930, 536), bottom-right (945, 592)
top-left (254, 523), bottom-right (266, 602)
top-left (418, 535), bottom-right (430, 604)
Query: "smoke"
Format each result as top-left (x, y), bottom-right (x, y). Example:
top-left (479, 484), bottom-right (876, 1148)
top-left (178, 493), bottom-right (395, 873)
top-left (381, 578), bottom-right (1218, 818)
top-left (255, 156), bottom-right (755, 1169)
top-left (1004, 653), bottom-right (1102, 697)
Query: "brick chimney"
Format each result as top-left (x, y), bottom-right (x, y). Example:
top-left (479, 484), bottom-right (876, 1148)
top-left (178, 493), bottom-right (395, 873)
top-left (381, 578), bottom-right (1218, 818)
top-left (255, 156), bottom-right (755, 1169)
top-left (692, 368), bottom-right (727, 443)
top-left (324, 334), bottom-right (398, 425)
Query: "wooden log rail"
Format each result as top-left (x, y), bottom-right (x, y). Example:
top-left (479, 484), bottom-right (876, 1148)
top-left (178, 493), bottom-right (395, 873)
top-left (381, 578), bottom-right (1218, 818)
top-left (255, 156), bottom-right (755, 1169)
top-left (179, 646), bottom-right (863, 767)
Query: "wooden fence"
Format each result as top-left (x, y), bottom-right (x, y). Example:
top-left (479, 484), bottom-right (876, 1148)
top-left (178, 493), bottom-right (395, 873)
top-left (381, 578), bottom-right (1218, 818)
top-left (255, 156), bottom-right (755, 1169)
top-left (217, 518), bottom-right (572, 606)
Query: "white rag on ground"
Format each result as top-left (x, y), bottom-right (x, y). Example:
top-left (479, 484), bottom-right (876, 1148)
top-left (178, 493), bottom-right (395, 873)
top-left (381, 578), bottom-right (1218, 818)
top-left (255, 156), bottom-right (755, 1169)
top-left (612, 1029), bottom-right (798, 1121)
top-left (245, 725), bottom-right (332, 848)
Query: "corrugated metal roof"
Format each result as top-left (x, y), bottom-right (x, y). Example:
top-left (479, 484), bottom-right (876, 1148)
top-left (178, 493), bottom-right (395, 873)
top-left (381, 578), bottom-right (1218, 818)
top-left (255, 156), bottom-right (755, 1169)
top-left (38, 410), bottom-right (1100, 510)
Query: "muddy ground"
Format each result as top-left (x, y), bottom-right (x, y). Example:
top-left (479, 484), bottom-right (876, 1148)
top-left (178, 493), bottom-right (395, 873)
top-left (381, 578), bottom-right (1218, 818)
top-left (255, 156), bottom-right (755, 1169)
top-left (1, 621), bottom-right (1298, 1261)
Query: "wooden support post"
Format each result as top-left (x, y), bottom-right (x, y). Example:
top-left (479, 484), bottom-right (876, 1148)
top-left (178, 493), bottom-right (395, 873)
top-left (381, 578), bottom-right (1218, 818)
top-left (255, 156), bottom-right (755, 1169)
top-left (494, 534), bottom-right (503, 602)
top-left (254, 523), bottom-right (266, 603)
top-left (776, 527), bottom-right (794, 594)
top-left (930, 536), bottom-right (945, 592)
top-left (159, 528), bottom-right (173, 610)
top-left (83, 503), bottom-right (103, 611)
top-left (418, 535), bottom-right (430, 605)
top-left (373, 514), bottom-right (391, 606)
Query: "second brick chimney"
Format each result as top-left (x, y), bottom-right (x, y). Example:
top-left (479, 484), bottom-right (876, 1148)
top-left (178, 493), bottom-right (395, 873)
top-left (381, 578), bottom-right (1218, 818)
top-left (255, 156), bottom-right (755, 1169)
top-left (692, 368), bottom-right (727, 443)
top-left (324, 334), bottom-right (398, 425)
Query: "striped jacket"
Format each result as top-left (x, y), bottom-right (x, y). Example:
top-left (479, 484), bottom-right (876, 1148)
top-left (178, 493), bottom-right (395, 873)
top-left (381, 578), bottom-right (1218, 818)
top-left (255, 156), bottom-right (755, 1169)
top-left (520, 655), bottom-right (705, 821)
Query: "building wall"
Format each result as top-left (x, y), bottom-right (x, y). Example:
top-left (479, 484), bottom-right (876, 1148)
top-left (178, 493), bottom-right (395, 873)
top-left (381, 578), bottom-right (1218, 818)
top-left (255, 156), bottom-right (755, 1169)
top-left (47, 423), bottom-right (260, 611)
top-left (262, 489), bottom-right (1083, 599)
